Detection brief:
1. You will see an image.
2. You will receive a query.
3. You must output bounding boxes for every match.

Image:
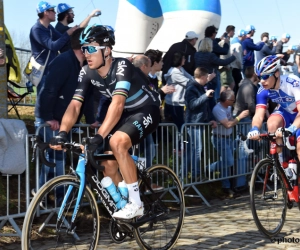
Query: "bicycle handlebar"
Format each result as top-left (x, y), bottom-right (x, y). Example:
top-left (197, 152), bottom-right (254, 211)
top-left (32, 136), bottom-right (105, 171)
top-left (260, 128), bottom-right (296, 151)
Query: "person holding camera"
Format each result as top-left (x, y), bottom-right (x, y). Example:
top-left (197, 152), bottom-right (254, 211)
top-left (184, 67), bottom-right (217, 179)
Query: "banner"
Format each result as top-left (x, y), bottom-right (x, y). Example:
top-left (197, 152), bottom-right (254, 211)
top-left (5, 24), bottom-right (21, 83)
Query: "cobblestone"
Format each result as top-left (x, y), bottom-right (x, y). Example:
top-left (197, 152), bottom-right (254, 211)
top-left (2, 193), bottom-right (300, 249)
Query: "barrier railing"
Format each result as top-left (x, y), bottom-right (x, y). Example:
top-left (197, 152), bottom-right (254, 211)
top-left (0, 122), bottom-right (267, 238)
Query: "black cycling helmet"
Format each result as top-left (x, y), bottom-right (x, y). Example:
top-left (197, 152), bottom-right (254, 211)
top-left (79, 24), bottom-right (115, 46)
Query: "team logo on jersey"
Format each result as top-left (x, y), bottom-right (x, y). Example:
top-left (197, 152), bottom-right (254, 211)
top-left (143, 114), bottom-right (153, 128)
top-left (116, 61), bottom-right (127, 76)
top-left (78, 68), bottom-right (86, 82)
top-left (286, 77), bottom-right (296, 84)
top-left (91, 79), bottom-right (101, 87)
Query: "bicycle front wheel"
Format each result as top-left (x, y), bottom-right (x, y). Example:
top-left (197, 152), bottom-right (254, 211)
top-left (134, 165), bottom-right (185, 250)
top-left (21, 175), bottom-right (100, 250)
top-left (250, 158), bottom-right (287, 238)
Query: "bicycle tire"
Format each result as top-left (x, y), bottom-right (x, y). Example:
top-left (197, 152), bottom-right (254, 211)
top-left (134, 165), bottom-right (185, 250)
top-left (21, 175), bottom-right (100, 250)
top-left (250, 158), bottom-right (287, 238)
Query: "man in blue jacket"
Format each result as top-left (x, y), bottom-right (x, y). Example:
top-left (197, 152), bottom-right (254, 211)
top-left (34, 28), bottom-right (90, 192)
top-left (241, 25), bottom-right (264, 73)
top-left (30, 1), bottom-right (77, 94)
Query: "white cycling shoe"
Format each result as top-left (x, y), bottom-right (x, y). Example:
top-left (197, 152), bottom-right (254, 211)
top-left (112, 202), bottom-right (144, 219)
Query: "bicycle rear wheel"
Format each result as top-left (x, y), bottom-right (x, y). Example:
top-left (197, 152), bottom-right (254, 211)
top-left (21, 175), bottom-right (100, 250)
top-left (134, 165), bottom-right (185, 250)
top-left (250, 158), bottom-right (287, 238)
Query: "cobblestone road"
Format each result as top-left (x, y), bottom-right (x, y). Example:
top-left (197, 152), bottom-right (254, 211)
top-left (3, 193), bottom-right (300, 249)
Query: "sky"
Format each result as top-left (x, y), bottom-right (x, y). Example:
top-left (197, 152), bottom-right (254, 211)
top-left (3, 0), bottom-right (300, 48)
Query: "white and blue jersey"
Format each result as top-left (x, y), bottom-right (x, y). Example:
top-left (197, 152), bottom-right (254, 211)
top-left (256, 74), bottom-right (300, 126)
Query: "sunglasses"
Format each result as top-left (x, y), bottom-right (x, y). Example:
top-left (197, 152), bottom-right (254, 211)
top-left (47, 9), bottom-right (56, 13)
top-left (258, 73), bottom-right (273, 81)
top-left (81, 45), bottom-right (105, 54)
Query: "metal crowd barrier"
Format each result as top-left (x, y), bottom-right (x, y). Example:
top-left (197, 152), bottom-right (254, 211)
top-left (0, 122), bottom-right (267, 238)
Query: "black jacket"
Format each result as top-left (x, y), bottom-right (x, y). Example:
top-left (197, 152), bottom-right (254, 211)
top-left (35, 49), bottom-right (92, 122)
top-left (162, 39), bottom-right (196, 82)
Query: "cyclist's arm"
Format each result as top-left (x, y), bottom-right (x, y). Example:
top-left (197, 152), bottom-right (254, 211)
top-left (251, 107), bottom-right (266, 130)
top-left (97, 95), bottom-right (126, 138)
top-left (59, 100), bottom-right (83, 133)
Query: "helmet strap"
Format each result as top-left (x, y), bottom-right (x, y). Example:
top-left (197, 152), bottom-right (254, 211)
top-left (96, 48), bottom-right (106, 69)
top-left (270, 71), bottom-right (279, 90)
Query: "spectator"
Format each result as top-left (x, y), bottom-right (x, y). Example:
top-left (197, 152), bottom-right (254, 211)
top-left (55, 3), bottom-right (100, 53)
top-left (30, 1), bottom-right (77, 94)
top-left (219, 25), bottom-right (236, 91)
top-left (203, 25), bottom-right (230, 100)
top-left (184, 67), bottom-right (217, 179)
top-left (292, 45), bottom-right (300, 77)
top-left (281, 45), bottom-right (298, 67)
top-left (230, 29), bottom-right (247, 96)
top-left (208, 90), bottom-right (249, 197)
top-left (145, 49), bottom-right (175, 100)
top-left (33, 28), bottom-right (86, 192)
top-left (164, 51), bottom-right (194, 131)
top-left (194, 37), bottom-right (236, 109)
top-left (132, 55), bottom-right (151, 75)
top-left (242, 25), bottom-right (264, 73)
top-left (162, 31), bottom-right (198, 83)
top-left (276, 33), bottom-right (291, 55)
top-left (233, 66), bottom-right (259, 122)
top-left (255, 32), bottom-right (277, 66)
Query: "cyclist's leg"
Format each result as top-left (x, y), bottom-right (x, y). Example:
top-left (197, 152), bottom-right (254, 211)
top-left (101, 157), bottom-right (123, 185)
top-left (296, 130), bottom-right (300, 161)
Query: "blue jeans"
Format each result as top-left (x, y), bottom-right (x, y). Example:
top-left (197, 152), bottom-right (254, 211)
top-left (209, 136), bottom-right (234, 189)
top-left (35, 118), bottom-right (65, 189)
top-left (185, 126), bottom-right (202, 177)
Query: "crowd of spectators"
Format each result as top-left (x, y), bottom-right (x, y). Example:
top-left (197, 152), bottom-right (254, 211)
top-left (29, 1), bottom-right (300, 197)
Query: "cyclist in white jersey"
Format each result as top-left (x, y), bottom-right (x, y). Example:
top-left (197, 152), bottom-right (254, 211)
top-left (247, 55), bottom-right (300, 161)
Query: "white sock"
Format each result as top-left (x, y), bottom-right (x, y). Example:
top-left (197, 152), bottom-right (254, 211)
top-left (278, 153), bottom-right (283, 164)
top-left (127, 181), bottom-right (141, 206)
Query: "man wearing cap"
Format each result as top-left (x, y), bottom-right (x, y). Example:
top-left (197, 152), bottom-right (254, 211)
top-left (30, 1), bottom-right (77, 94)
top-left (293, 44), bottom-right (300, 77)
top-left (276, 33), bottom-right (291, 55)
top-left (255, 32), bottom-right (278, 65)
top-left (55, 3), bottom-right (100, 53)
top-left (162, 31), bottom-right (198, 83)
top-left (230, 29), bottom-right (247, 95)
top-left (242, 25), bottom-right (264, 73)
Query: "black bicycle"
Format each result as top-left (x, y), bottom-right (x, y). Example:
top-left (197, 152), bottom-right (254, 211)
top-left (250, 129), bottom-right (299, 238)
top-left (21, 136), bottom-right (185, 249)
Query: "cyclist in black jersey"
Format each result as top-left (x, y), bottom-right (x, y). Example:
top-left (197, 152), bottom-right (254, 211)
top-left (50, 24), bottom-right (161, 219)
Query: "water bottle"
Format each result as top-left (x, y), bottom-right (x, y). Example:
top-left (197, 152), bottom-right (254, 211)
top-left (101, 177), bottom-right (121, 204)
top-left (116, 180), bottom-right (128, 209)
top-left (288, 159), bottom-right (297, 181)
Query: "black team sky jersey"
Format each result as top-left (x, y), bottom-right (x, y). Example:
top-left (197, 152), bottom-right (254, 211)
top-left (73, 58), bottom-right (160, 111)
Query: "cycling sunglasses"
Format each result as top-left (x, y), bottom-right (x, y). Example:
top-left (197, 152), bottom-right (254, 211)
top-left (81, 45), bottom-right (105, 54)
top-left (258, 73), bottom-right (273, 81)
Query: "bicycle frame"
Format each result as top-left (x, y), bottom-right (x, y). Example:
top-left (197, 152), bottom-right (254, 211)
top-left (263, 134), bottom-right (299, 202)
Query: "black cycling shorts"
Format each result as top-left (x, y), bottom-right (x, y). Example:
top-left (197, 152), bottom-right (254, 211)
top-left (104, 105), bottom-right (160, 150)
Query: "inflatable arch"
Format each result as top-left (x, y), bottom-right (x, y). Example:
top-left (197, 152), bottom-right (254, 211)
top-left (113, 0), bottom-right (221, 57)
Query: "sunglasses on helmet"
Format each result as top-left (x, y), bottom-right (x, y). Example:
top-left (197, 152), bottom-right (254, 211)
top-left (258, 73), bottom-right (273, 81)
top-left (81, 45), bottom-right (105, 54)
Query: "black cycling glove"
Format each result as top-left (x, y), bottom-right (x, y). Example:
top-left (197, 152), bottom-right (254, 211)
top-left (87, 134), bottom-right (104, 153)
top-left (50, 131), bottom-right (68, 146)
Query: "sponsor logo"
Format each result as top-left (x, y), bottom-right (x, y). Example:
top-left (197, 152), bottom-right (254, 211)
top-left (293, 81), bottom-right (299, 87)
top-left (103, 38), bottom-right (109, 42)
top-left (116, 61), bottom-right (127, 76)
top-left (108, 78), bottom-right (116, 85)
top-left (91, 79), bottom-right (101, 87)
top-left (78, 68), bottom-right (86, 82)
top-left (133, 121), bottom-right (144, 138)
top-left (143, 114), bottom-right (153, 128)
top-left (75, 88), bottom-right (83, 92)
